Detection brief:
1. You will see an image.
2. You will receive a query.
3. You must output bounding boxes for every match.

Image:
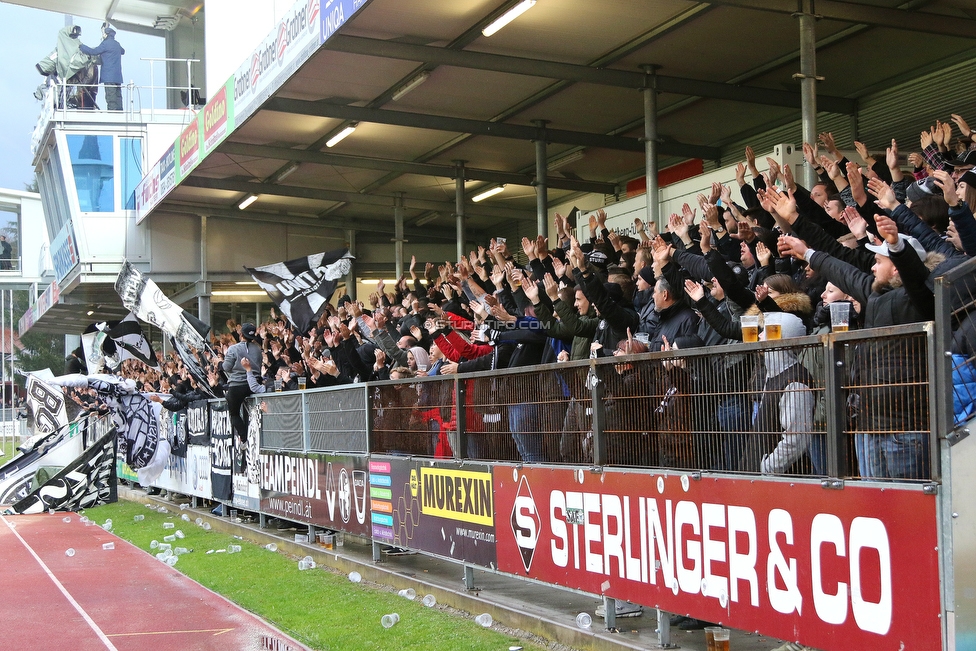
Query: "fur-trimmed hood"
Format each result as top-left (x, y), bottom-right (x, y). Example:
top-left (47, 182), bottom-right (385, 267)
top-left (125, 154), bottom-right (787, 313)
top-left (745, 291), bottom-right (813, 319)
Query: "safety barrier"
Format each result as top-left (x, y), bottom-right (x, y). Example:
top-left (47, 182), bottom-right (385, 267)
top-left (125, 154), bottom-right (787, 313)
top-left (140, 254), bottom-right (976, 651)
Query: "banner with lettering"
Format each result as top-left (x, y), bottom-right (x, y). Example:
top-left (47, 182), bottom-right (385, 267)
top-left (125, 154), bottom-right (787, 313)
top-left (492, 467), bottom-right (940, 651)
top-left (257, 450), bottom-right (370, 536)
top-left (245, 248), bottom-right (353, 333)
top-left (209, 402), bottom-right (233, 500)
top-left (372, 458), bottom-right (497, 566)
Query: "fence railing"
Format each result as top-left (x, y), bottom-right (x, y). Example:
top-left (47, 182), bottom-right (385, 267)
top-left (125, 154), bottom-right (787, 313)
top-left (249, 321), bottom-right (942, 484)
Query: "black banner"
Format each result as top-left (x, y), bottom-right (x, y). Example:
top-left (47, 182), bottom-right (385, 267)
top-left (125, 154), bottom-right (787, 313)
top-left (187, 400), bottom-right (209, 446)
top-left (170, 409), bottom-right (188, 458)
top-left (11, 429), bottom-right (118, 514)
top-left (210, 402), bottom-right (233, 500)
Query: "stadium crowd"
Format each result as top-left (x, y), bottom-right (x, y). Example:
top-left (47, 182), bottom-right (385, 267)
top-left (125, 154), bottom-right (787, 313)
top-left (92, 115), bottom-right (976, 483)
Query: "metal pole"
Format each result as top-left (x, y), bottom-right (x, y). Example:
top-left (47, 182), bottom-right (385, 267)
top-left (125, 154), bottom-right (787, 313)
top-left (533, 120), bottom-right (549, 236)
top-left (393, 193), bottom-right (405, 279)
top-left (796, 1), bottom-right (819, 189)
top-left (642, 65), bottom-right (660, 232)
top-left (198, 215), bottom-right (210, 326)
top-left (346, 229), bottom-right (357, 301)
top-left (454, 160), bottom-right (466, 263)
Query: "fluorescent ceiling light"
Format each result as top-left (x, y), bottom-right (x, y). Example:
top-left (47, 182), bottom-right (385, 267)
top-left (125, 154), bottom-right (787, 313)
top-left (548, 149), bottom-right (585, 171)
top-left (238, 194), bottom-right (258, 210)
top-left (212, 290), bottom-right (269, 296)
top-left (471, 185), bottom-right (506, 202)
top-left (273, 161), bottom-right (300, 183)
top-left (86, 310), bottom-right (95, 316)
top-left (326, 123), bottom-right (358, 148)
top-left (392, 71), bottom-right (430, 101)
top-left (360, 279), bottom-right (398, 285)
top-left (235, 281), bottom-right (259, 285)
top-left (482, 0), bottom-right (536, 37)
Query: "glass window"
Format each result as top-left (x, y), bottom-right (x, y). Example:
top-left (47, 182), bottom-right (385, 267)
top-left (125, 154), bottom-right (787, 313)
top-left (66, 134), bottom-right (114, 212)
top-left (45, 152), bottom-right (70, 235)
top-left (120, 137), bottom-right (143, 210)
top-left (0, 210), bottom-right (18, 271)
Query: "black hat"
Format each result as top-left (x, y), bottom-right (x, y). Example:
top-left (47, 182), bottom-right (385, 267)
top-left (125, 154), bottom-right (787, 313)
top-left (603, 282), bottom-right (624, 303)
top-left (638, 265), bottom-right (656, 287)
top-left (586, 249), bottom-right (609, 270)
top-left (950, 149), bottom-right (976, 168)
top-left (241, 323), bottom-right (257, 341)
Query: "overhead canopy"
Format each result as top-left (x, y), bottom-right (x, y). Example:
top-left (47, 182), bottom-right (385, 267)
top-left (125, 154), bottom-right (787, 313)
top-left (144, 0), bottom-right (976, 244)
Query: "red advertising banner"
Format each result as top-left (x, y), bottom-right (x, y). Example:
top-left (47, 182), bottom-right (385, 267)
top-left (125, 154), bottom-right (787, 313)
top-left (202, 86), bottom-right (228, 153)
top-left (493, 468), bottom-right (941, 651)
top-left (374, 458), bottom-right (497, 566)
top-left (257, 451), bottom-right (371, 537)
top-left (178, 118), bottom-right (200, 178)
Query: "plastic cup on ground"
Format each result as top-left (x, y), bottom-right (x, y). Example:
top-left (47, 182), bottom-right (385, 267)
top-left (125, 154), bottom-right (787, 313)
top-left (202, 523), bottom-right (211, 531)
top-left (180, 503), bottom-right (188, 510)
top-left (475, 613), bottom-right (493, 627)
top-left (163, 522), bottom-right (175, 529)
top-left (398, 588), bottom-right (416, 600)
top-left (298, 560), bottom-right (310, 570)
top-left (829, 301), bottom-right (850, 332)
top-left (65, 548), bottom-right (75, 557)
top-left (174, 547), bottom-right (189, 555)
top-left (133, 514), bottom-right (144, 522)
top-left (381, 613), bottom-right (399, 628)
top-left (164, 534), bottom-right (176, 543)
top-left (335, 531), bottom-right (344, 548)
top-left (576, 613), bottom-right (592, 629)
top-left (150, 540), bottom-right (159, 549)
top-left (705, 626), bottom-right (722, 651)
top-left (323, 533), bottom-right (334, 550)
top-left (165, 555), bottom-right (178, 566)
top-left (740, 315), bottom-right (760, 343)
top-left (181, 514), bottom-right (190, 522)
top-left (422, 594), bottom-right (436, 607)
top-left (102, 542), bottom-right (115, 550)
top-left (712, 628), bottom-right (730, 651)
top-left (101, 523), bottom-right (112, 532)
top-left (265, 543), bottom-right (278, 552)
top-left (195, 517), bottom-right (203, 526)
top-left (158, 543), bottom-right (171, 551)
top-left (229, 509), bottom-right (238, 520)
top-left (175, 530), bottom-right (185, 539)
top-left (62, 516), bottom-right (71, 523)
top-left (348, 571), bottom-right (362, 583)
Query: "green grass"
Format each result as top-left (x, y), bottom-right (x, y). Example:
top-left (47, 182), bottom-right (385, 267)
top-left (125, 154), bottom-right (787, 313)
top-left (85, 500), bottom-right (549, 651)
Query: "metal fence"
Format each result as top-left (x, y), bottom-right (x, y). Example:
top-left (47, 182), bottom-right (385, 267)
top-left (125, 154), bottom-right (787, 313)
top-left (247, 321), bottom-right (942, 483)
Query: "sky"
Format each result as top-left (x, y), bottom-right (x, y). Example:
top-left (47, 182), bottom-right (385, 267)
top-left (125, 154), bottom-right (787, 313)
top-left (0, 3), bottom-right (166, 192)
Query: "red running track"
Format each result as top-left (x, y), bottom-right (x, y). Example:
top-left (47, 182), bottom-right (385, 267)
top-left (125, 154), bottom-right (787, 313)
top-left (0, 513), bottom-right (309, 651)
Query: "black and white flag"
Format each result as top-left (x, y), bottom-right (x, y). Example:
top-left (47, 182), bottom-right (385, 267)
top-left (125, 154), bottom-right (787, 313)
top-left (245, 249), bottom-right (354, 333)
top-left (82, 314), bottom-right (158, 370)
top-left (115, 261), bottom-right (215, 396)
top-left (25, 374), bottom-right (68, 436)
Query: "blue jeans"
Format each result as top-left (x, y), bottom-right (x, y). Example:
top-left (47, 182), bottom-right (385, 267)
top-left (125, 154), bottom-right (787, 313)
top-left (855, 432), bottom-right (930, 479)
top-left (717, 397), bottom-right (749, 471)
top-left (509, 403), bottom-right (546, 463)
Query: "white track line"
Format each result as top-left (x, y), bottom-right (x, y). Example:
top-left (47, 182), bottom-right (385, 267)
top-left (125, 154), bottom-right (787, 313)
top-left (1, 515), bottom-right (118, 650)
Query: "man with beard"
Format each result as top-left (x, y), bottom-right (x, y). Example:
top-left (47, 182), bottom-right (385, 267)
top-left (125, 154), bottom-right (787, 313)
top-left (779, 213), bottom-right (936, 479)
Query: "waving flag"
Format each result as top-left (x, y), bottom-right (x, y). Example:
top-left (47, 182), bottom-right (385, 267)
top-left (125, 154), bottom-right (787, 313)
top-left (245, 248), bottom-right (353, 333)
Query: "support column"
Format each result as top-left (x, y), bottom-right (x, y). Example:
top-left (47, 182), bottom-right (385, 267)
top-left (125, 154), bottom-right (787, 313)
top-left (795, 1), bottom-right (820, 189)
top-left (533, 120), bottom-right (549, 236)
top-left (454, 160), bottom-right (467, 263)
top-left (393, 193), bottom-right (405, 279)
top-left (346, 229), bottom-right (357, 301)
top-left (198, 215), bottom-right (211, 326)
top-left (642, 65), bottom-right (660, 232)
